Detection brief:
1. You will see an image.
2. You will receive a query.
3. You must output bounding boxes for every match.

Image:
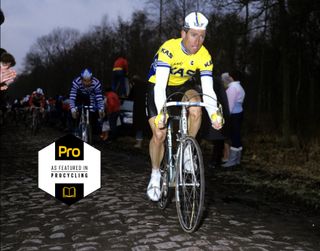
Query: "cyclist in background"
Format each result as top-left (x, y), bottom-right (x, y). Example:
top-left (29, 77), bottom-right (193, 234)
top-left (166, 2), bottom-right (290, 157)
top-left (27, 88), bottom-right (46, 130)
top-left (146, 12), bottom-right (224, 201)
top-left (29, 88), bottom-right (46, 112)
top-left (69, 68), bottom-right (105, 134)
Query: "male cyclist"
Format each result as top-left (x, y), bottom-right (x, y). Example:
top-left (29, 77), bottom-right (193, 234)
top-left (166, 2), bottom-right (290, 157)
top-left (69, 68), bottom-right (105, 134)
top-left (29, 88), bottom-right (46, 112)
top-left (28, 88), bottom-right (46, 125)
top-left (146, 12), bottom-right (224, 201)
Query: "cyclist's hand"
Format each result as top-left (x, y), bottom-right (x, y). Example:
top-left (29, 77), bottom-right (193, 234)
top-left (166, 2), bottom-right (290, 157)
top-left (154, 112), bottom-right (168, 129)
top-left (211, 112), bottom-right (224, 130)
top-left (71, 108), bottom-right (78, 119)
top-left (99, 110), bottom-right (105, 119)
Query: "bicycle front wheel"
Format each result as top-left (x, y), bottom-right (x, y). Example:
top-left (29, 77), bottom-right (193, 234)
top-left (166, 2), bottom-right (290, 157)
top-left (175, 136), bottom-right (205, 233)
top-left (81, 123), bottom-right (92, 144)
top-left (158, 147), bottom-right (171, 209)
top-left (32, 111), bottom-right (39, 135)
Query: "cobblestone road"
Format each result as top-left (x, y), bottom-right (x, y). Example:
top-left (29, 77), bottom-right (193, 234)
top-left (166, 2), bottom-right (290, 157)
top-left (1, 124), bottom-right (319, 250)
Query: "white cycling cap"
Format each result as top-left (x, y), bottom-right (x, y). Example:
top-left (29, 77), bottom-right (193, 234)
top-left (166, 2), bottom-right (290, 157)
top-left (184, 12), bottom-right (208, 30)
top-left (36, 88), bottom-right (44, 95)
top-left (81, 68), bottom-right (93, 80)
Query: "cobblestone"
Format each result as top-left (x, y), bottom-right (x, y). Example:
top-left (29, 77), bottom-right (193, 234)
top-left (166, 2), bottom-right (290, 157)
top-left (0, 125), bottom-right (319, 250)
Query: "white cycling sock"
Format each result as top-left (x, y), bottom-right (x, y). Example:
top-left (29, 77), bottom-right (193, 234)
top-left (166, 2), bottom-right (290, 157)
top-left (152, 168), bottom-right (160, 176)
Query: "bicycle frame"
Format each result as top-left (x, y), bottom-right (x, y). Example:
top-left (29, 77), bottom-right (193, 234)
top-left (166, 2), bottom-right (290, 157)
top-left (78, 105), bottom-right (93, 143)
top-left (80, 106), bottom-right (90, 126)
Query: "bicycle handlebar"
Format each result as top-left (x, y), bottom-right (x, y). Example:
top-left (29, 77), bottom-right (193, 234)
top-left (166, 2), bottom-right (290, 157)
top-left (164, 101), bottom-right (216, 109)
top-left (161, 92), bottom-right (221, 113)
top-left (76, 105), bottom-right (94, 110)
top-left (162, 101), bottom-right (222, 116)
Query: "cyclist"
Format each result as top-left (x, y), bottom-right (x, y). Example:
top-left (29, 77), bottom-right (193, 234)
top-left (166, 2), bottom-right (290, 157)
top-left (146, 12), bottom-right (224, 201)
top-left (29, 88), bottom-right (46, 112)
top-left (69, 68), bottom-right (105, 134)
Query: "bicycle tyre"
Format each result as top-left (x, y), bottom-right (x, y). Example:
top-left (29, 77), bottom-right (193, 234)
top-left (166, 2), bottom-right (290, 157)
top-left (81, 123), bottom-right (88, 143)
top-left (86, 124), bottom-right (92, 145)
top-left (78, 122), bottom-right (85, 141)
top-left (175, 136), bottom-right (205, 233)
top-left (158, 147), bottom-right (171, 209)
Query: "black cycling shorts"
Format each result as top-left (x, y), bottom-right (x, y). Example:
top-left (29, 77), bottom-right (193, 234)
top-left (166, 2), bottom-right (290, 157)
top-left (146, 80), bottom-right (201, 119)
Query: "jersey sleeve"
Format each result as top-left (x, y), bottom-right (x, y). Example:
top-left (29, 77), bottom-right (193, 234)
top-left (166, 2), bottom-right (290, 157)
top-left (198, 48), bottom-right (213, 78)
top-left (69, 78), bottom-right (80, 110)
top-left (199, 49), bottom-right (218, 116)
top-left (93, 79), bottom-right (104, 111)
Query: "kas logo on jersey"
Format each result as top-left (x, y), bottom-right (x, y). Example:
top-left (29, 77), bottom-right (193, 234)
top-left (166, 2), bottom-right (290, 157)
top-left (38, 134), bottom-right (100, 205)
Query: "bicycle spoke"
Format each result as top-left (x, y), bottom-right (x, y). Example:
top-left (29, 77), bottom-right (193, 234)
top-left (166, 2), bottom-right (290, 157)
top-left (158, 148), bottom-right (171, 209)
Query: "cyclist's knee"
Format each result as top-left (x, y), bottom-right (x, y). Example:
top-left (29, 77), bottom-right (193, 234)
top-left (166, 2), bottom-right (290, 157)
top-left (152, 130), bottom-right (166, 145)
top-left (189, 107), bottom-right (202, 120)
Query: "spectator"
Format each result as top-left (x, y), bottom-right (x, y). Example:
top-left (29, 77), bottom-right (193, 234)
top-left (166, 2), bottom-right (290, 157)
top-left (221, 70), bottom-right (245, 167)
top-left (0, 9), bottom-right (17, 90)
top-left (100, 88), bottom-right (121, 141)
top-left (111, 54), bottom-right (129, 97)
top-left (0, 51), bottom-right (17, 91)
top-left (0, 8), bottom-right (4, 25)
top-left (0, 40), bottom-right (17, 122)
top-left (130, 75), bottom-right (148, 148)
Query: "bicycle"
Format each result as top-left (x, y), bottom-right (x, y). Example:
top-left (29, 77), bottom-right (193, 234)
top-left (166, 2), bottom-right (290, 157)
top-left (157, 92), bottom-right (223, 233)
top-left (77, 105), bottom-right (93, 144)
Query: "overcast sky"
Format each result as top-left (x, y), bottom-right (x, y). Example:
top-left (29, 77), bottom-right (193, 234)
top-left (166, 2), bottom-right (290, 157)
top-left (1, 0), bottom-right (148, 73)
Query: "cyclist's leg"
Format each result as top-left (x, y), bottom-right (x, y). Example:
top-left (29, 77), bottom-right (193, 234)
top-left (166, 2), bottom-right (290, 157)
top-left (72, 107), bottom-right (80, 136)
top-left (89, 111), bottom-right (99, 134)
top-left (183, 89), bottom-right (202, 137)
top-left (147, 117), bottom-right (167, 201)
top-left (148, 117), bottom-right (167, 170)
top-left (146, 84), bottom-right (167, 201)
top-left (147, 84), bottom-right (168, 170)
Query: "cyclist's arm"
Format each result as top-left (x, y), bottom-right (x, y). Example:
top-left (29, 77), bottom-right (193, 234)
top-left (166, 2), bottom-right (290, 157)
top-left (154, 63), bottom-right (170, 114)
top-left (69, 79), bottom-right (79, 110)
top-left (28, 96), bottom-right (33, 107)
top-left (40, 96), bottom-right (46, 109)
top-left (93, 80), bottom-right (104, 111)
top-left (200, 74), bottom-right (218, 116)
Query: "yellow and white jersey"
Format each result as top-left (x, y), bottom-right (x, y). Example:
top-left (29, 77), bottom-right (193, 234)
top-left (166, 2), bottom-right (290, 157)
top-left (147, 38), bottom-right (213, 86)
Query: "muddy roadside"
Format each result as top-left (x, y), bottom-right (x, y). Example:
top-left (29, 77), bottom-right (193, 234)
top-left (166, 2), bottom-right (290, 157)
top-left (109, 135), bottom-right (320, 216)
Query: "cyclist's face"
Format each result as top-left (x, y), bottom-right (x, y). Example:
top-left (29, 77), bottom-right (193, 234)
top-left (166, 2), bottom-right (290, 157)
top-left (82, 78), bottom-right (92, 87)
top-left (181, 28), bottom-right (206, 54)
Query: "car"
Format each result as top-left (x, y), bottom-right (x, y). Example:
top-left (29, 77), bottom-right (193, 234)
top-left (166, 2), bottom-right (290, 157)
top-left (118, 98), bottom-right (134, 135)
